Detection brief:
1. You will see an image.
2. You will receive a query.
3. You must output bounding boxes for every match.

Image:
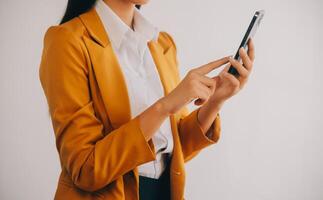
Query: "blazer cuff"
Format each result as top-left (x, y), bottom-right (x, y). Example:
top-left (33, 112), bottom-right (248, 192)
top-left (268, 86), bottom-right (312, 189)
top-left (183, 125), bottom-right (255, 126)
top-left (178, 108), bottom-right (221, 156)
top-left (132, 116), bottom-right (157, 162)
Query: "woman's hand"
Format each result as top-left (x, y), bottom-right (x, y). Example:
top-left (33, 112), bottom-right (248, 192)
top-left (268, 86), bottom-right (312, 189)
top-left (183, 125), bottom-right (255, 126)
top-left (208, 39), bottom-right (255, 105)
top-left (160, 56), bottom-right (230, 115)
top-left (196, 39), bottom-right (255, 134)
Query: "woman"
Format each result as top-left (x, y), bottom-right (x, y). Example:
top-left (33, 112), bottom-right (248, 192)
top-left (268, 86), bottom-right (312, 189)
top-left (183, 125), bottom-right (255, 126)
top-left (39, 0), bottom-right (255, 199)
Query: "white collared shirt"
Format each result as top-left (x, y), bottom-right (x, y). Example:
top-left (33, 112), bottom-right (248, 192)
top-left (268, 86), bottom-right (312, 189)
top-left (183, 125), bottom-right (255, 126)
top-left (95, 0), bottom-right (173, 179)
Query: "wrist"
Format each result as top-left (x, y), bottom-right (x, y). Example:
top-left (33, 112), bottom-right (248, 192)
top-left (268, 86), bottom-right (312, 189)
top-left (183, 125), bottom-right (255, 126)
top-left (207, 98), bottom-right (225, 111)
top-left (197, 101), bottom-right (221, 134)
top-left (155, 97), bottom-right (171, 116)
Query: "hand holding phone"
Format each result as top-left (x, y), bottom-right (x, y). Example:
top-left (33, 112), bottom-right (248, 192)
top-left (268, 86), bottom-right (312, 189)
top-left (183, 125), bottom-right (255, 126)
top-left (228, 10), bottom-right (265, 76)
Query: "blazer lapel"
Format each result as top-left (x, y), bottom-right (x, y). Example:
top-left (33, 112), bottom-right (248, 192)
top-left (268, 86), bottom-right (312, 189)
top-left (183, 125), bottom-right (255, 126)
top-left (79, 8), bottom-right (131, 129)
top-left (148, 40), bottom-right (177, 95)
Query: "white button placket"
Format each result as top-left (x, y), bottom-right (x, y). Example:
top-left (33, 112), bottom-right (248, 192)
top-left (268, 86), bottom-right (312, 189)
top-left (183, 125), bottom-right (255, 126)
top-left (137, 40), bottom-right (150, 107)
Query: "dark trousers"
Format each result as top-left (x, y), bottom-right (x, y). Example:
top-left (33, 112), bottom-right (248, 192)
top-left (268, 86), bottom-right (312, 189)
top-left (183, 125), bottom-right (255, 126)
top-left (139, 156), bottom-right (171, 200)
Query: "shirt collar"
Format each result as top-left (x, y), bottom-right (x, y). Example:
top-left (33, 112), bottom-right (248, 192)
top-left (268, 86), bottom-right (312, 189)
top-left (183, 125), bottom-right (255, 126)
top-left (94, 0), bottom-right (159, 49)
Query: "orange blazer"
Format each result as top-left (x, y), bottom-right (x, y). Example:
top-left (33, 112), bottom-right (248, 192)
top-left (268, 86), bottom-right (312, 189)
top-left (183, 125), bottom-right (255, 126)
top-left (39, 7), bottom-right (221, 200)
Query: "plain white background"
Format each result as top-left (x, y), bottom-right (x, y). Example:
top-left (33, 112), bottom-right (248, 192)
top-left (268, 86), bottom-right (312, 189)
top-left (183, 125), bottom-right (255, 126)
top-left (0, 0), bottom-right (322, 199)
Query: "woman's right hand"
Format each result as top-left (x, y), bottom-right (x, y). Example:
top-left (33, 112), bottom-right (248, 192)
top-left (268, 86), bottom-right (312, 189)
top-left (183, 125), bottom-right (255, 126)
top-left (160, 57), bottom-right (230, 115)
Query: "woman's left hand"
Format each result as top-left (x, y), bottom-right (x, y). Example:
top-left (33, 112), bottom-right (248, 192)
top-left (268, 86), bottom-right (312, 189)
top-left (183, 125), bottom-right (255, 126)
top-left (208, 38), bottom-right (255, 106)
top-left (195, 39), bottom-right (255, 134)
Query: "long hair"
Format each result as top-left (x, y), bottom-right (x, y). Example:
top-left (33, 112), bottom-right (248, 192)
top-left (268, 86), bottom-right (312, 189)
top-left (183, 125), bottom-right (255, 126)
top-left (60, 0), bottom-right (141, 24)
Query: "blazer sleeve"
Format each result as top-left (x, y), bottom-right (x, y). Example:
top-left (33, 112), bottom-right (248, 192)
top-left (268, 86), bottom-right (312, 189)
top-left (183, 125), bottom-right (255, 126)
top-left (39, 26), bottom-right (156, 192)
top-left (162, 32), bottom-right (221, 163)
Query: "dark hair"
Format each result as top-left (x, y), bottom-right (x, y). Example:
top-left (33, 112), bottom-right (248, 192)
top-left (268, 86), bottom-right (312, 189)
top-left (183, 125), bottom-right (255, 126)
top-left (60, 0), bottom-right (141, 24)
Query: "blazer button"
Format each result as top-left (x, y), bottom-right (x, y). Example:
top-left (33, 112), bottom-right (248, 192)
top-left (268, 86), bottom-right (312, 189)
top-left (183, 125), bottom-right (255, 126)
top-left (173, 171), bottom-right (181, 175)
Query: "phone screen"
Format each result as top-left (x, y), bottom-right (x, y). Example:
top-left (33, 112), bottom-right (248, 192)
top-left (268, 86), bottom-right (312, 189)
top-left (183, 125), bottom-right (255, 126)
top-left (228, 10), bottom-right (265, 76)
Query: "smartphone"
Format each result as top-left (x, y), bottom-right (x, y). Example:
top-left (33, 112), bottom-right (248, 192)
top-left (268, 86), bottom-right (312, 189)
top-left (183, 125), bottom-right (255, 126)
top-left (228, 10), bottom-right (265, 76)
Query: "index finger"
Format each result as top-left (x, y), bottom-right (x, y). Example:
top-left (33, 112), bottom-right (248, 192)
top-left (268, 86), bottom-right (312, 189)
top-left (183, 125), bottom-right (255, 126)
top-left (194, 57), bottom-right (230, 75)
